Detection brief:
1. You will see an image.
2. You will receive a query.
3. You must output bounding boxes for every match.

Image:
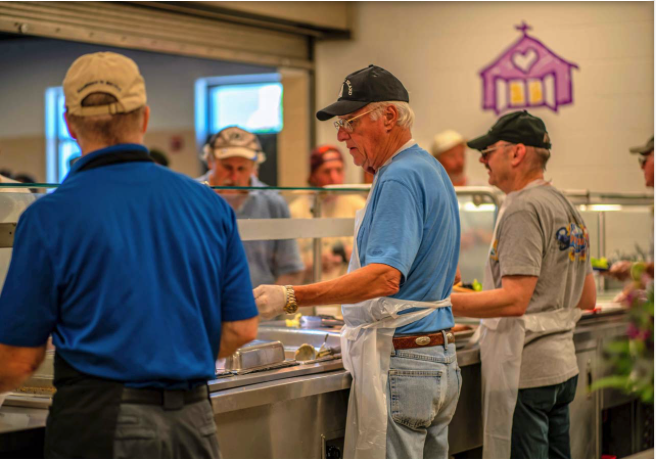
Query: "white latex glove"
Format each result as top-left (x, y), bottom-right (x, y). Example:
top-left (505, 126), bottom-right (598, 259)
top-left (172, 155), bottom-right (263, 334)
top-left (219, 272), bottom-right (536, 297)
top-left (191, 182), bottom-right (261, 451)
top-left (254, 285), bottom-right (287, 320)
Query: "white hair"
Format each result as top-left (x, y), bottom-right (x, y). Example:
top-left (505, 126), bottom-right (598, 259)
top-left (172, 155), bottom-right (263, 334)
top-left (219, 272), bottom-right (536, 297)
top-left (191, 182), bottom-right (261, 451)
top-left (367, 101), bottom-right (415, 129)
top-left (532, 146), bottom-right (551, 171)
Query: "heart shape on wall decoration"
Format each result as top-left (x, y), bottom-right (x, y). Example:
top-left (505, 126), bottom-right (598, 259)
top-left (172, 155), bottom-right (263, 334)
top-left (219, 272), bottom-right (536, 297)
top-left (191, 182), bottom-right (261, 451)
top-left (511, 48), bottom-right (538, 73)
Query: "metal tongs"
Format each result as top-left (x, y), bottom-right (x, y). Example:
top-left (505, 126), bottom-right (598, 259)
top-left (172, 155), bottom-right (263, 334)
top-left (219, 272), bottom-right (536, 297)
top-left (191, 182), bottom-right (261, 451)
top-left (317, 333), bottom-right (341, 358)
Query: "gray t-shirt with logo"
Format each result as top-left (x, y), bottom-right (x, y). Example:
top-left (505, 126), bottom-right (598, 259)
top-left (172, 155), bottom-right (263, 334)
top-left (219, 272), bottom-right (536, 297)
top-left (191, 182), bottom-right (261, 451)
top-left (487, 184), bottom-right (593, 389)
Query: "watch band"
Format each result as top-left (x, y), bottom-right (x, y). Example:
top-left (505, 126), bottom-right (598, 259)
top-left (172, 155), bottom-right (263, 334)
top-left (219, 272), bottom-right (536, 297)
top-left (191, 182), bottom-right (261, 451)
top-left (283, 285), bottom-right (298, 314)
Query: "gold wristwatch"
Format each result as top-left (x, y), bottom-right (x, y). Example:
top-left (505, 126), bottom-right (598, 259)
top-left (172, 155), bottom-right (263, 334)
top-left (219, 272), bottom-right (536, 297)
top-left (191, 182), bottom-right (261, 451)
top-left (283, 285), bottom-right (298, 314)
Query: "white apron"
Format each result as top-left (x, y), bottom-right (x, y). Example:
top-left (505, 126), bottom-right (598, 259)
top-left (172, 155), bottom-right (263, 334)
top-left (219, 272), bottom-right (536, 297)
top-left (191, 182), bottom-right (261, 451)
top-left (340, 170), bottom-right (452, 459)
top-left (476, 180), bottom-right (582, 459)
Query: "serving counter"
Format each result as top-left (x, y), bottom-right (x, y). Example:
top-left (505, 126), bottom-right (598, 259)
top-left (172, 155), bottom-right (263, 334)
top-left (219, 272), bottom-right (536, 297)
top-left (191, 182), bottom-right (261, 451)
top-left (0, 186), bottom-right (651, 458)
top-left (0, 309), bottom-right (637, 459)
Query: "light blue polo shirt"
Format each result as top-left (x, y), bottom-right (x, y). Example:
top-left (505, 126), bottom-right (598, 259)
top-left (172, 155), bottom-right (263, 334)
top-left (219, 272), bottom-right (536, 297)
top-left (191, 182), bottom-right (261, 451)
top-left (356, 144), bottom-right (460, 335)
top-left (0, 144), bottom-right (257, 389)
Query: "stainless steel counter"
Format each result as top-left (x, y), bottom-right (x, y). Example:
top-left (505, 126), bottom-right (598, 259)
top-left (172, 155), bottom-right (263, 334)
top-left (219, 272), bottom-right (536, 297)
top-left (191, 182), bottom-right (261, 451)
top-left (0, 406), bottom-right (47, 435)
top-left (0, 310), bottom-right (635, 459)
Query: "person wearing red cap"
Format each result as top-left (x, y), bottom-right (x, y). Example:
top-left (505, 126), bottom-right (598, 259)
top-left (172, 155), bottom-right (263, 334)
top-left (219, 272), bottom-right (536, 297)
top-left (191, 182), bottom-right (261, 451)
top-left (289, 146), bottom-right (365, 315)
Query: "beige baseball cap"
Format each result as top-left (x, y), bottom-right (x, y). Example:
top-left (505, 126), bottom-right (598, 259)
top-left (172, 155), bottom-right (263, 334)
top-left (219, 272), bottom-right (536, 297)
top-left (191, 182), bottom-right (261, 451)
top-left (432, 130), bottom-right (466, 157)
top-left (63, 52), bottom-right (147, 117)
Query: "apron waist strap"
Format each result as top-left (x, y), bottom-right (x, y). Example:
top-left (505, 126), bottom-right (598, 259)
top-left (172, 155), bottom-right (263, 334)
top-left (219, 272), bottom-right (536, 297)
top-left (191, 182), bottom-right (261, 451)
top-left (392, 329), bottom-right (454, 350)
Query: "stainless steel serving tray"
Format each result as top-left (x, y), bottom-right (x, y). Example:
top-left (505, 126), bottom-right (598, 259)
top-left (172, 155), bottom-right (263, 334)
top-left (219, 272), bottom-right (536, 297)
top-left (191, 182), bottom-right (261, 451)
top-left (217, 340), bottom-right (286, 371)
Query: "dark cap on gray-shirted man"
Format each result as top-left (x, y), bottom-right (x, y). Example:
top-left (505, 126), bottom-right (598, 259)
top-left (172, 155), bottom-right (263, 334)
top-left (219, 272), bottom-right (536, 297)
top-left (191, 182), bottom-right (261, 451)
top-left (316, 65), bottom-right (409, 121)
top-left (468, 110), bottom-right (552, 151)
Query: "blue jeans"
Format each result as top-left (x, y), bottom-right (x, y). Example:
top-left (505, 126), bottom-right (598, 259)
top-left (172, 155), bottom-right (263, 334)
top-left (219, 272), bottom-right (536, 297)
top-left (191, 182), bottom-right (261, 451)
top-left (386, 339), bottom-right (461, 459)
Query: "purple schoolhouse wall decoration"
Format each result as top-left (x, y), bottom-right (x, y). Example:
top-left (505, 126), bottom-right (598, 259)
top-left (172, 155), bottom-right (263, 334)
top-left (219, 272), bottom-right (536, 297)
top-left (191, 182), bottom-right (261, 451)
top-left (480, 22), bottom-right (579, 114)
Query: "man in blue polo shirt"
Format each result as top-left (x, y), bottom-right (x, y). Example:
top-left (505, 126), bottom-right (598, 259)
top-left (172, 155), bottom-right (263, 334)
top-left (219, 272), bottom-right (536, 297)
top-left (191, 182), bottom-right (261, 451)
top-left (254, 65), bottom-right (461, 459)
top-left (0, 52), bottom-right (258, 459)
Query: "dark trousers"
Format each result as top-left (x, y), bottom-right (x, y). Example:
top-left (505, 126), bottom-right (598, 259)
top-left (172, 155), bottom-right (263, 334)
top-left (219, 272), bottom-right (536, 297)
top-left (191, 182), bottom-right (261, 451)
top-left (510, 375), bottom-right (578, 459)
top-left (45, 354), bottom-right (220, 459)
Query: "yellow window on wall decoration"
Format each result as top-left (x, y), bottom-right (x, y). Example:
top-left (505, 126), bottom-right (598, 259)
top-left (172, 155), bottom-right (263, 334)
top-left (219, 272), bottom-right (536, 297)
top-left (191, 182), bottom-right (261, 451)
top-left (528, 79), bottom-right (543, 104)
top-left (509, 80), bottom-right (525, 106)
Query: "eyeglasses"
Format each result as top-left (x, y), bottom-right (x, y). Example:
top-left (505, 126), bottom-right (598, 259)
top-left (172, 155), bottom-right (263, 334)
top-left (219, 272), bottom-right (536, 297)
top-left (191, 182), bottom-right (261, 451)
top-left (480, 142), bottom-right (514, 161)
top-left (639, 152), bottom-right (653, 167)
top-left (333, 109), bottom-right (376, 132)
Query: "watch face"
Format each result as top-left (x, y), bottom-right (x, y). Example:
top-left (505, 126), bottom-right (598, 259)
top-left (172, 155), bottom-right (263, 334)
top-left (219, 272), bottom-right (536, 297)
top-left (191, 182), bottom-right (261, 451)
top-left (284, 302), bottom-right (298, 314)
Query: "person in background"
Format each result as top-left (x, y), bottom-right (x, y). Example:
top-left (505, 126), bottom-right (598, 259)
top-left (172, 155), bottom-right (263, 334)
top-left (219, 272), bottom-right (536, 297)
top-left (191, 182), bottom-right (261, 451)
top-left (254, 65), bottom-right (461, 459)
top-left (432, 130), bottom-right (491, 283)
top-left (289, 145), bottom-right (365, 314)
top-left (451, 111), bottom-right (597, 459)
top-left (199, 126), bottom-right (304, 288)
top-left (0, 159), bottom-right (36, 409)
top-left (632, 136), bottom-right (654, 188)
top-left (432, 130), bottom-right (470, 186)
top-left (0, 52), bottom-right (258, 458)
top-left (149, 148), bottom-right (170, 167)
top-left (607, 136), bottom-right (654, 281)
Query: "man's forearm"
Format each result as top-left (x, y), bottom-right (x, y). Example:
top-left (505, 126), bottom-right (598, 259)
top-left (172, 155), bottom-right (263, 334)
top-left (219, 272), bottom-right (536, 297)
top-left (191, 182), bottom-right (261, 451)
top-left (451, 289), bottom-right (522, 318)
top-left (451, 276), bottom-right (538, 318)
top-left (294, 263), bottom-right (401, 307)
top-left (0, 344), bottom-right (46, 392)
top-left (218, 316), bottom-right (259, 359)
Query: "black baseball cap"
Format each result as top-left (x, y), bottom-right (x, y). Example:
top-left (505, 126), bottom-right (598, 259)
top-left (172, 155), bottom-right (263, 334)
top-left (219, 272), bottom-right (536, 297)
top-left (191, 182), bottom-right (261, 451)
top-left (468, 110), bottom-right (552, 151)
top-left (316, 65), bottom-right (409, 121)
top-left (629, 136), bottom-right (654, 155)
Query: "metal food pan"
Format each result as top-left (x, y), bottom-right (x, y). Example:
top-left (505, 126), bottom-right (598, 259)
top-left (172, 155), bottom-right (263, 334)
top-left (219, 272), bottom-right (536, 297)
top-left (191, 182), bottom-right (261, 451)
top-left (219, 340), bottom-right (285, 371)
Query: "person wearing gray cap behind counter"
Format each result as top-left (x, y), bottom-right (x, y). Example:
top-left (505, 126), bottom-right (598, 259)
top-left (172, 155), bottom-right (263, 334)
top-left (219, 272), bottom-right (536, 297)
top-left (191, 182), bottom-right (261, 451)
top-left (631, 135), bottom-right (654, 188)
top-left (254, 65), bottom-right (461, 459)
top-left (0, 52), bottom-right (259, 459)
top-left (450, 110), bottom-right (598, 459)
top-left (606, 136), bottom-right (654, 281)
top-left (199, 126), bottom-right (305, 288)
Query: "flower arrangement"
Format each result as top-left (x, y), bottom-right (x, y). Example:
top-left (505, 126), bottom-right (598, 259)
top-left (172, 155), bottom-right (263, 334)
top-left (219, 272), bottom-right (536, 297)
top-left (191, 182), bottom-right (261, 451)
top-left (591, 262), bottom-right (654, 404)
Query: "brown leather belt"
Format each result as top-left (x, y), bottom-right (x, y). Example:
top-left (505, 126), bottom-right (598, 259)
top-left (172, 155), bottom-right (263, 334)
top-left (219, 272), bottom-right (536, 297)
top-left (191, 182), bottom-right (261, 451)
top-left (392, 330), bottom-right (455, 350)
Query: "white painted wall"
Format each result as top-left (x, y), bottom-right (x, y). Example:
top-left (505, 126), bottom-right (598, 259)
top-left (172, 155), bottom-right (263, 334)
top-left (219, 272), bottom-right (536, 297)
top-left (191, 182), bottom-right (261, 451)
top-left (315, 2), bottom-right (654, 193)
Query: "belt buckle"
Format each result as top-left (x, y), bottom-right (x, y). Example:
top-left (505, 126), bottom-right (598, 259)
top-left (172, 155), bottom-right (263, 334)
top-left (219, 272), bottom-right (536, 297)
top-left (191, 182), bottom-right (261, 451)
top-left (415, 336), bottom-right (431, 346)
top-left (163, 391), bottom-right (185, 411)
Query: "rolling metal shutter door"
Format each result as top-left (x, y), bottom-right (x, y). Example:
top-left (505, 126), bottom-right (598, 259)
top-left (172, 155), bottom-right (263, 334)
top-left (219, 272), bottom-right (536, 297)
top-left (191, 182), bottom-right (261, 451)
top-left (0, 1), bottom-right (312, 69)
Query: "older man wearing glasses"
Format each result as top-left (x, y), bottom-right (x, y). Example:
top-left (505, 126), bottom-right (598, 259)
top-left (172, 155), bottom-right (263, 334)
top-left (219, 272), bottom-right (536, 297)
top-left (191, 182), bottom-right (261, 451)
top-left (451, 111), bottom-right (597, 459)
top-left (254, 65), bottom-right (461, 459)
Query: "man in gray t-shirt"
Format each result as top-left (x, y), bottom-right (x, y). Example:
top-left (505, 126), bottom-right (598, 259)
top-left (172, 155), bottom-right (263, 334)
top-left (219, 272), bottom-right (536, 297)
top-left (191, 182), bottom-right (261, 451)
top-left (490, 184), bottom-right (593, 389)
top-left (451, 111), bottom-right (597, 459)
